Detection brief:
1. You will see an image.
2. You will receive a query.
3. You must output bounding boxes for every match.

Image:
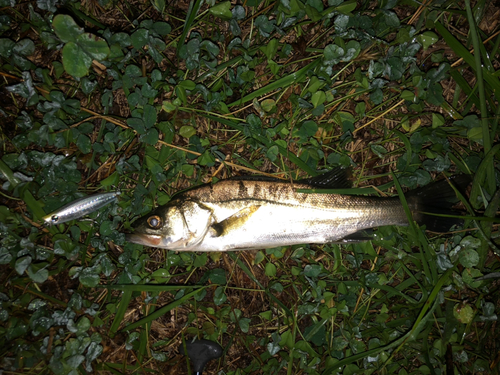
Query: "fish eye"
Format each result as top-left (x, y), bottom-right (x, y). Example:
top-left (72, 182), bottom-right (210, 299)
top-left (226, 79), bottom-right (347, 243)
top-left (51, 215), bottom-right (59, 223)
top-left (147, 215), bottom-right (162, 229)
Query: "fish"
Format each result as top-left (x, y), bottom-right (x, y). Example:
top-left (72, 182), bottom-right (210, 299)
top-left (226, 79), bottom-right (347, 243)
top-left (126, 169), bottom-right (469, 251)
top-left (42, 191), bottom-right (121, 225)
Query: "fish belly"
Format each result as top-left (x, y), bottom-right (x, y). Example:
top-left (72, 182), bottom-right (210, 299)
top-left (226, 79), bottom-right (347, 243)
top-left (192, 201), bottom-right (404, 251)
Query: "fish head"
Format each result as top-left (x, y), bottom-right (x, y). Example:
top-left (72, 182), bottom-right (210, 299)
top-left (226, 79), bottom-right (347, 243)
top-left (126, 205), bottom-right (188, 249)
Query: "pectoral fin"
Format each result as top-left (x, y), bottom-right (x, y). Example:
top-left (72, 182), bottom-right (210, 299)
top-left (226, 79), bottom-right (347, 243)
top-left (210, 205), bottom-right (261, 237)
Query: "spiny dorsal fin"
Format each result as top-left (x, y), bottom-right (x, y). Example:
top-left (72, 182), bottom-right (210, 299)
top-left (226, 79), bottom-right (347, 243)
top-left (227, 167), bottom-right (351, 188)
top-left (298, 167), bottom-right (352, 189)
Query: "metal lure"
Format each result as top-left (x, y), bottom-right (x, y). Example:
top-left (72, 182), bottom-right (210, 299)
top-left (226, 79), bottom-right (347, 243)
top-left (42, 191), bottom-right (120, 225)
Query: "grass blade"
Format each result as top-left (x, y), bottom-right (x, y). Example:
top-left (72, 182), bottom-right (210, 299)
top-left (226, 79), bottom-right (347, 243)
top-left (122, 286), bottom-right (209, 332)
top-left (227, 58), bottom-right (322, 107)
top-left (109, 289), bottom-right (133, 337)
top-left (435, 21), bottom-right (500, 94)
top-left (464, 0), bottom-right (495, 194)
top-left (177, 0), bottom-right (204, 56)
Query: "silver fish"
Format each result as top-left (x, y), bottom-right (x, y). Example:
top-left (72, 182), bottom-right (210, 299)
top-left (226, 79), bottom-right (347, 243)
top-left (126, 169), bottom-right (467, 251)
top-left (42, 191), bottom-right (120, 225)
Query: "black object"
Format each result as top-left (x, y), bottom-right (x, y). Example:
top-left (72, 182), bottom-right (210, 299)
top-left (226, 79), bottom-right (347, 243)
top-left (179, 339), bottom-right (223, 374)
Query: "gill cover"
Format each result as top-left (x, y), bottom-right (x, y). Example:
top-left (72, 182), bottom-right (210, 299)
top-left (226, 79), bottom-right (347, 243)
top-left (128, 200), bottom-right (215, 249)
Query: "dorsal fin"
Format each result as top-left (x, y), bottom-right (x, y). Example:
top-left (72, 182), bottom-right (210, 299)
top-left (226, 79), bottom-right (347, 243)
top-left (298, 167), bottom-right (352, 189)
top-left (228, 167), bottom-right (352, 188)
top-left (227, 175), bottom-right (283, 182)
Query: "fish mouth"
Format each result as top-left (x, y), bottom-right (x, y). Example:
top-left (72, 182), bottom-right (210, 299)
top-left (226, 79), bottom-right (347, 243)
top-left (125, 233), bottom-right (163, 247)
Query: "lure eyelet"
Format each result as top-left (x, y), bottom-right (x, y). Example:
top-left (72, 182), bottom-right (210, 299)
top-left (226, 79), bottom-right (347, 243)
top-left (147, 215), bottom-right (162, 229)
top-left (51, 215), bottom-right (59, 224)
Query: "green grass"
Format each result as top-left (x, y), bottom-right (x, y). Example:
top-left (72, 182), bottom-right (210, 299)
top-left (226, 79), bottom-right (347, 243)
top-left (0, 0), bottom-right (499, 374)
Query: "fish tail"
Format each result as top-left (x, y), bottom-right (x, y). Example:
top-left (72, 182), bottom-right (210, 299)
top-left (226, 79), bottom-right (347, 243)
top-left (406, 175), bottom-right (471, 232)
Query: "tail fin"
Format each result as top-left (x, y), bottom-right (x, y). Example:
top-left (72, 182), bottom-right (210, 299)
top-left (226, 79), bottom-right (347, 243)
top-left (406, 175), bottom-right (471, 232)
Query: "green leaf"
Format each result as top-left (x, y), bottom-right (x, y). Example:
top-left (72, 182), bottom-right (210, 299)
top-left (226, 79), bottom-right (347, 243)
top-left (311, 90), bottom-right (326, 108)
top-left (459, 248), bottom-right (479, 268)
top-left (416, 31), bottom-right (439, 51)
top-left (162, 101), bottom-right (177, 113)
top-left (62, 42), bottom-right (92, 78)
top-left (213, 286), bottom-right (227, 305)
top-left (0, 247), bottom-right (12, 264)
top-left (335, 0), bottom-right (357, 14)
top-left (432, 113), bottom-right (445, 128)
top-left (153, 22), bottom-right (171, 36)
top-left (79, 267), bottom-right (101, 288)
top-left (76, 33), bottom-right (110, 60)
top-left (261, 99), bottom-right (276, 112)
top-left (127, 118), bottom-right (145, 134)
top-left (198, 150), bottom-right (215, 166)
top-left (178, 80), bottom-right (196, 90)
top-left (338, 111), bottom-right (355, 132)
top-left (208, 268), bottom-right (226, 284)
top-left (140, 128), bottom-right (159, 145)
top-left (453, 303), bottom-right (474, 324)
top-left (324, 44), bottom-right (344, 63)
top-left (239, 318), bottom-right (251, 333)
top-left (467, 127), bottom-right (483, 144)
top-left (263, 38), bottom-right (279, 61)
top-left (297, 120), bottom-right (318, 139)
top-left (266, 145), bottom-right (279, 162)
top-left (210, 1), bottom-right (232, 19)
top-left (304, 264), bottom-right (321, 277)
top-left (131, 29), bottom-right (149, 49)
top-left (344, 40), bottom-right (361, 61)
top-left (76, 134), bottom-right (92, 154)
top-left (152, 0), bottom-right (165, 13)
top-left (125, 64), bottom-right (142, 77)
top-left (13, 39), bottom-right (35, 56)
top-left (0, 38), bottom-right (15, 57)
top-left (401, 90), bottom-right (415, 101)
top-left (52, 14), bottom-right (83, 43)
top-left (179, 125), bottom-right (196, 138)
top-left (265, 262), bottom-right (277, 277)
top-left (27, 266), bottom-right (49, 283)
top-left (194, 253), bottom-right (208, 267)
top-left (15, 256), bottom-right (31, 275)
top-left (143, 104), bottom-right (157, 128)
top-left (371, 144), bottom-right (387, 158)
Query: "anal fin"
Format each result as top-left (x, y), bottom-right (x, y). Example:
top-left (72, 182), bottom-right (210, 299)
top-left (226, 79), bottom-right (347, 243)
top-left (331, 229), bottom-right (373, 244)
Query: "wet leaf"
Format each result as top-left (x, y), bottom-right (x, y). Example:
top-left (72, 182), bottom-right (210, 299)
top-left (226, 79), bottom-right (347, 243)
top-left (76, 134), bottom-right (92, 154)
top-left (62, 42), bottom-right (92, 78)
top-left (213, 286), bottom-right (227, 305)
top-left (76, 33), bottom-right (110, 60)
top-left (416, 31), bottom-right (439, 51)
top-left (453, 303), bottom-right (474, 324)
top-left (459, 248), bottom-right (479, 268)
top-left (131, 29), bottom-right (149, 49)
top-left (15, 256), bottom-right (31, 275)
top-left (210, 1), bottom-right (232, 19)
top-left (13, 39), bottom-right (35, 56)
top-left (0, 38), bottom-right (14, 57)
top-left (52, 15), bottom-right (83, 43)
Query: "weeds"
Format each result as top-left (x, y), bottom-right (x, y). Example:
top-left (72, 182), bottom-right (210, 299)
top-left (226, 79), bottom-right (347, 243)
top-left (0, 0), bottom-right (499, 374)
